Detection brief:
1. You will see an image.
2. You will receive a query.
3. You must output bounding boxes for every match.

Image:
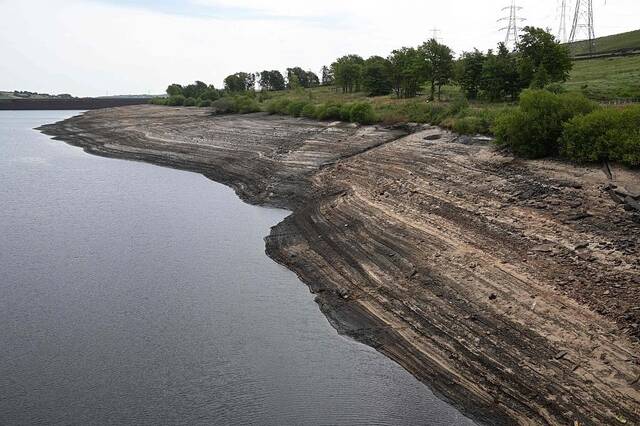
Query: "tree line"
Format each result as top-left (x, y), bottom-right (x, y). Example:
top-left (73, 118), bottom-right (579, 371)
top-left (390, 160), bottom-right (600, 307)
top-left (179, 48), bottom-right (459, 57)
top-left (160, 26), bottom-right (571, 106)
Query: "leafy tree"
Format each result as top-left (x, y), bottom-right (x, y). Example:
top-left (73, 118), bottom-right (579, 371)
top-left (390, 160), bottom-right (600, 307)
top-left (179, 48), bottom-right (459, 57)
top-left (458, 49), bottom-right (485, 99)
top-left (166, 84), bottom-right (183, 96)
top-left (286, 67), bottom-right (320, 89)
top-left (517, 27), bottom-right (572, 86)
top-left (331, 55), bottom-right (364, 93)
top-left (387, 47), bottom-right (429, 98)
top-left (420, 39), bottom-right (454, 100)
top-left (258, 70), bottom-right (286, 91)
top-left (362, 56), bottom-right (393, 96)
top-left (224, 72), bottom-right (255, 92)
top-left (182, 81), bottom-right (208, 99)
top-left (321, 65), bottom-right (334, 86)
top-left (480, 44), bottom-right (520, 101)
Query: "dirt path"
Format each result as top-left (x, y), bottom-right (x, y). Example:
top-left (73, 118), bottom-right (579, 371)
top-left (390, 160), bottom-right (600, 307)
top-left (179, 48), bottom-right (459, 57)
top-left (40, 105), bottom-right (640, 425)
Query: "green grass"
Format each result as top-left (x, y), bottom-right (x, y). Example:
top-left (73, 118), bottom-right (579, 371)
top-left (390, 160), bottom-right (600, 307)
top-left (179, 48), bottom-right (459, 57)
top-left (258, 85), bottom-right (514, 134)
top-left (564, 55), bottom-right (640, 100)
top-left (566, 29), bottom-right (640, 56)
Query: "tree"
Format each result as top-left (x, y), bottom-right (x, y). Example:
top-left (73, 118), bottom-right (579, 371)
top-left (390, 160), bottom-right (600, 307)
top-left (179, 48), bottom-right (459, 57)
top-left (258, 70), bottom-right (286, 91)
top-left (166, 84), bottom-right (183, 96)
top-left (286, 67), bottom-right (320, 89)
top-left (321, 65), bottom-right (334, 86)
top-left (517, 26), bottom-right (572, 86)
top-left (331, 55), bottom-right (364, 93)
top-left (420, 39), bottom-right (454, 100)
top-left (362, 56), bottom-right (393, 96)
top-left (224, 72), bottom-right (255, 92)
top-left (480, 43), bottom-right (521, 101)
top-left (182, 81), bottom-right (208, 99)
top-left (459, 49), bottom-right (485, 99)
top-left (387, 47), bottom-right (428, 98)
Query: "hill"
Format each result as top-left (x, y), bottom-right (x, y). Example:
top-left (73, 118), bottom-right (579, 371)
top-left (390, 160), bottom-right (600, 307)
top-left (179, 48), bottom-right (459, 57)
top-left (566, 29), bottom-right (640, 57)
top-left (564, 55), bottom-right (640, 100)
top-left (0, 90), bottom-right (75, 100)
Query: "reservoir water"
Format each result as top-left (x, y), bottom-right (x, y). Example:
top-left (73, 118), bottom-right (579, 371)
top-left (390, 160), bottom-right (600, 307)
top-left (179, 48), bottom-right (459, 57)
top-left (0, 111), bottom-right (473, 425)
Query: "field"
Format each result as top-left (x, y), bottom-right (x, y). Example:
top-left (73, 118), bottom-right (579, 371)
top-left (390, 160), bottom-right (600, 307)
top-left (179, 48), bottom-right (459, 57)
top-left (566, 29), bottom-right (640, 56)
top-left (564, 55), bottom-right (640, 100)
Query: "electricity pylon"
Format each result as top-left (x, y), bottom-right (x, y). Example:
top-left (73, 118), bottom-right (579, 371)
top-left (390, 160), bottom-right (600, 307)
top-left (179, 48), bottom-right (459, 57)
top-left (569, 0), bottom-right (595, 46)
top-left (498, 0), bottom-right (525, 50)
top-left (558, 0), bottom-right (568, 43)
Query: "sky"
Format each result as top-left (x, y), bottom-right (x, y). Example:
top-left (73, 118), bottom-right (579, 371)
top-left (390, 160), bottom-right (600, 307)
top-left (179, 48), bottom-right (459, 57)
top-left (1, 0), bottom-right (638, 97)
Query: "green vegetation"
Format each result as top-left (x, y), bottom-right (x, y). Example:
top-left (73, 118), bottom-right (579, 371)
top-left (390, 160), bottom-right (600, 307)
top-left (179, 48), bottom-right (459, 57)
top-left (493, 89), bottom-right (639, 167)
top-left (561, 106), bottom-right (640, 166)
top-left (564, 55), bottom-right (640, 100)
top-left (151, 26), bottom-right (639, 167)
top-left (566, 29), bottom-right (640, 57)
top-left (493, 90), bottom-right (597, 158)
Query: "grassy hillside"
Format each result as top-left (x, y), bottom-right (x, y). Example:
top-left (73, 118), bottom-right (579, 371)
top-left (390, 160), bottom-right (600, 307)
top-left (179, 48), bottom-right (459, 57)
top-left (567, 29), bottom-right (640, 56)
top-left (564, 55), bottom-right (640, 100)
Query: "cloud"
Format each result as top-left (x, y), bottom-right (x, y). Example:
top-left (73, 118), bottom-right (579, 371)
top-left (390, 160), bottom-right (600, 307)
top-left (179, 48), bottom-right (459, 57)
top-left (1, 0), bottom-right (638, 96)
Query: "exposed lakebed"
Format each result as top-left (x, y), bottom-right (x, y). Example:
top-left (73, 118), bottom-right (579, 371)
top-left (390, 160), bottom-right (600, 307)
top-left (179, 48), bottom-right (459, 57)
top-left (0, 111), bottom-right (472, 425)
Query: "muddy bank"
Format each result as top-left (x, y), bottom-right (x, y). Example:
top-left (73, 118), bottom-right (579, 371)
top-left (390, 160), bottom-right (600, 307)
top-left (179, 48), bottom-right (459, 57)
top-left (39, 105), bottom-right (640, 425)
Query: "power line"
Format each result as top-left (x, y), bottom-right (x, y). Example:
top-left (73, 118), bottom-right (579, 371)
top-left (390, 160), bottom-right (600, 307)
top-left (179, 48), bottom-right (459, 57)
top-left (569, 0), bottom-right (595, 46)
top-left (498, 0), bottom-right (525, 50)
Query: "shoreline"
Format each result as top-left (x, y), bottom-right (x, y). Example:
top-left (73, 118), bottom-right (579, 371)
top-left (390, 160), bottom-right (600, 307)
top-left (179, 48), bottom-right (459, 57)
top-left (38, 105), bottom-right (640, 425)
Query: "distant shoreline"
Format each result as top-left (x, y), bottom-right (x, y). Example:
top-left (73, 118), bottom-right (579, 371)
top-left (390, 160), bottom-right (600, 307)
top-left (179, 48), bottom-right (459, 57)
top-left (0, 98), bottom-right (151, 110)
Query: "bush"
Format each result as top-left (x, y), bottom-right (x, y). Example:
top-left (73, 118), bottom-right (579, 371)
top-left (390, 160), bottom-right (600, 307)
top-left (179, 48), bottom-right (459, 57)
top-left (493, 90), bottom-right (597, 158)
top-left (411, 102), bottom-right (446, 124)
top-left (211, 97), bottom-right (237, 114)
top-left (446, 96), bottom-right (470, 117)
top-left (339, 103), bottom-right (354, 121)
top-left (234, 96), bottom-right (261, 114)
top-left (349, 102), bottom-right (376, 124)
top-left (266, 98), bottom-right (291, 115)
top-left (301, 103), bottom-right (317, 118)
top-left (149, 97), bottom-right (167, 105)
top-left (451, 116), bottom-right (485, 135)
top-left (544, 83), bottom-right (566, 94)
top-left (166, 95), bottom-right (186, 106)
top-left (184, 97), bottom-right (196, 107)
top-left (287, 100), bottom-right (309, 117)
top-left (561, 106), bottom-right (640, 166)
top-left (197, 99), bottom-right (211, 107)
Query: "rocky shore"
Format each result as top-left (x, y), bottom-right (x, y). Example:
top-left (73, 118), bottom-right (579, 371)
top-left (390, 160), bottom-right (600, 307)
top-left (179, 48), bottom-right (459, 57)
top-left (39, 105), bottom-right (640, 425)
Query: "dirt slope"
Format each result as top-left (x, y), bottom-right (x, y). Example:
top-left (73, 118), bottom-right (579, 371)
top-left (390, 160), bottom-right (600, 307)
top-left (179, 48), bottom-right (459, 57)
top-left (40, 105), bottom-right (640, 425)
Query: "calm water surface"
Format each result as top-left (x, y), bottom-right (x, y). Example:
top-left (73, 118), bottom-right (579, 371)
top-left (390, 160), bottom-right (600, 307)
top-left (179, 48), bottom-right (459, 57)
top-left (0, 111), bottom-right (473, 425)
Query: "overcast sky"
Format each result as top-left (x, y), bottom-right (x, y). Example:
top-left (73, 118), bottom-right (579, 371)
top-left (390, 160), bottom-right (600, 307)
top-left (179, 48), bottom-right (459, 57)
top-left (1, 0), bottom-right (638, 96)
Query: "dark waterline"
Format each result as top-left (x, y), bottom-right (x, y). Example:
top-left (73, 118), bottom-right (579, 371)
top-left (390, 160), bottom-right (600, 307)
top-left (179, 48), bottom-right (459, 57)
top-left (0, 111), bottom-right (473, 425)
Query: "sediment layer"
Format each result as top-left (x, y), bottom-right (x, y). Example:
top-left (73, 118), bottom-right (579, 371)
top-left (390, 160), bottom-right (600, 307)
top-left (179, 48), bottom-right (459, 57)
top-left (39, 105), bottom-right (640, 425)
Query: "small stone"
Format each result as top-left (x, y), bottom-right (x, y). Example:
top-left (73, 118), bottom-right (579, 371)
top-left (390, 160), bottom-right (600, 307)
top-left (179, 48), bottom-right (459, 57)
top-left (489, 293), bottom-right (497, 301)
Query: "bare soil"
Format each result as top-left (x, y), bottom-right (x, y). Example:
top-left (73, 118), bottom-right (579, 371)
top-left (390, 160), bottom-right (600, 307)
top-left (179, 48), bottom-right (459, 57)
top-left (39, 105), bottom-right (640, 425)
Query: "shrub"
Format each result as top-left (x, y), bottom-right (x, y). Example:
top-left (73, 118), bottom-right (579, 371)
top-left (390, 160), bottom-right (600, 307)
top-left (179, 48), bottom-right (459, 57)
top-left (211, 97), bottom-right (237, 114)
top-left (301, 103), bottom-right (317, 118)
top-left (166, 95), bottom-right (185, 106)
top-left (287, 100), bottom-right (309, 117)
top-left (493, 90), bottom-right (597, 158)
top-left (339, 103), bottom-right (354, 121)
top-left (184, 97), bottom-right (196, 107)
top-left (349, 102), bottom-right (376, 124)
top-left (399, 101), bottom-right (446, 124)
top-left (544, 83), bottom-right (566, 94)
top-left (561, 106), bottom-right (640, 166)
top-left (451, 116), bottom-right (485, 135)
top-left (197, 99), bottom-right (211, 107)
top-left (235, 96), bottom-right (261, 114)
top-left (446, 96), bottom-right (470, 117)
top-left (265, 98), bottom-right (291, 115)
top-left (149, 97), bottom-right (167, 105)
